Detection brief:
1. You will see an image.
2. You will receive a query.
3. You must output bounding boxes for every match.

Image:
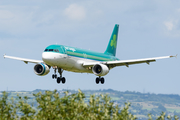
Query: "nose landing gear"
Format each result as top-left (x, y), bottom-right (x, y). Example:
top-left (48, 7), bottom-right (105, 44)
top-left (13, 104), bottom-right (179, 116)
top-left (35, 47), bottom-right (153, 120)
top-left (96, 76), bottom-right (105, 84)
top-left (52, 67), bottom-right (66, 84)
top-left (52, 68), bottom-right (57, 79)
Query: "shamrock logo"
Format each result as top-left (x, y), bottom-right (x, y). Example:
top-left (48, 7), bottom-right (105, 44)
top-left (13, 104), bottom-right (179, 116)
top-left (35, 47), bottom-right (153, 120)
top-left (110, 35), bottom-right (117, 49)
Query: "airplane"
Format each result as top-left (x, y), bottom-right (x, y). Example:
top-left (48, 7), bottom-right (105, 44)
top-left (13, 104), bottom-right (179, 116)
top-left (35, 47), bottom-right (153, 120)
top-left (3, 24), bottom-right (176, 84)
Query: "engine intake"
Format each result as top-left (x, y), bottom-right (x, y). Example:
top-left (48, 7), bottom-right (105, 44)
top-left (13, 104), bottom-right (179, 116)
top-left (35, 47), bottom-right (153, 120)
top-left (34, 63), bottom-right (50, 76)
top-left (92, 64), bottom-right (109, 76)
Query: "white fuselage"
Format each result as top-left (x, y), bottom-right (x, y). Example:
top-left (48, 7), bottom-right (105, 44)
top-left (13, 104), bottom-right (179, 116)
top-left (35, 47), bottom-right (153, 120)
top-left (42, 52), bottom-right (97, 73)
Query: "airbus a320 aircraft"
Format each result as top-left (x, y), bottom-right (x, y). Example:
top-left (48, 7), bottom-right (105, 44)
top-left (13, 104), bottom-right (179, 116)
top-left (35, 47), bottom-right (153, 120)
top-left (4, 24), bottom-right (176, 84)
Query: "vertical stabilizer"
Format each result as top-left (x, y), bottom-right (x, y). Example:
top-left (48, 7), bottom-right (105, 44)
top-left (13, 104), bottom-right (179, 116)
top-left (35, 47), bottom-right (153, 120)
top-left (104, 24), bottom-right (119, 56)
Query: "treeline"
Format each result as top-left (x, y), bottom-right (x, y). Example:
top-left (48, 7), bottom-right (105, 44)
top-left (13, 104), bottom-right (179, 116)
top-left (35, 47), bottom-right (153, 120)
top-left (83, 89), bottom-right (180, 104)
top-left (0, 90), bottom-right (179, 120)
top-left (7, 88), bottom-right (180, 104)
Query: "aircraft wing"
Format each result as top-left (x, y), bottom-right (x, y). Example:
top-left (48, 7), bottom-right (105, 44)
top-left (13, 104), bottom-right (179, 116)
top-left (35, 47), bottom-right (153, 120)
top-left (83, 55), bottom-right (176, 68)
top-left (3, 54), bottom-right (43, 64)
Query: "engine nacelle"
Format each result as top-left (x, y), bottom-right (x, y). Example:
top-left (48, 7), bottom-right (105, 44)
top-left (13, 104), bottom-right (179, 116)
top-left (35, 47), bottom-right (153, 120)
top-left (34, 63), bottom-right (50, 76)
top-left (92, 64), bottom-right (109, 76)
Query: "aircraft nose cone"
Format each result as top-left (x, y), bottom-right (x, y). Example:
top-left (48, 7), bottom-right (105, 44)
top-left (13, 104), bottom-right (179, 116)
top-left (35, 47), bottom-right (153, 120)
top-left (42, 52), bottom-right (59, 66)
top-left (42, 52), bottom-right (53, 62)
top-left (42, 52), bottom-right (48, 60)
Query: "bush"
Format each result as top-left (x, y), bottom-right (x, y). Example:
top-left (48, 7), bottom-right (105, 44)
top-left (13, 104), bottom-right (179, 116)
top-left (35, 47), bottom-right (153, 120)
top-left (0, 90), bottom-right (179, 120)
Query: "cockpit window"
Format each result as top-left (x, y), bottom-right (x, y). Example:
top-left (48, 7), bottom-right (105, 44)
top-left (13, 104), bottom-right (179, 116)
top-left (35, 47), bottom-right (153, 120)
top-left (44, 49), bottom-right (60, 52)
top-left (54, 49), bottom-right (59, 52)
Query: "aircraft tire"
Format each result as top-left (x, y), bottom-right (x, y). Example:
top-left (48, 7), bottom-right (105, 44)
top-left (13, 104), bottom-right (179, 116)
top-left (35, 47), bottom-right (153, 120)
top-left (57, 77), bottom-right (61, 84)
top-left (101, 78), bottom-right (105, 84)
top-left (96, 77), bottom-right (99, 84)
top-left (52, 74), bottom-right (55, 79)
top-left (54, 74), bottom-right (57, 79)
top-left (62, 77), bottom-right (66, 84)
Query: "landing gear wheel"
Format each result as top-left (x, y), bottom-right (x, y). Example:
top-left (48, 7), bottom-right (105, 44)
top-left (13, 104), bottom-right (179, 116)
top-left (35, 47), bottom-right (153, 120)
top-left (52, 74), bottom-right (57, 79)
top-left (54, 74), bottom-right (57, 79)
top-left (96, 77), bottom-right (99, 84)
top-left (52, 74), bottom-right (55, 79)
top-left (95, 77), bottom-right (105, 84)
top-left (101, 77), bottom-right (105, 84)
top-left (55, 68), bottom-right (66, 84)
top-left (62, 77), bottom-right (66, 84)
top-left (52, 67), bottom-right (57, 79)
top-left (57, 77), bottom-right (61, 84)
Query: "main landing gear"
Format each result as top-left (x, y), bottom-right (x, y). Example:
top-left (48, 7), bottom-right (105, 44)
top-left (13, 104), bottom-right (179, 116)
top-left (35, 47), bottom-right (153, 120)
top-left (52, 68), bottom-right (66, 84)
top-left (96, 76), bottom-right (105, 84)
top-left (52, 67), bottom-right (104, 84)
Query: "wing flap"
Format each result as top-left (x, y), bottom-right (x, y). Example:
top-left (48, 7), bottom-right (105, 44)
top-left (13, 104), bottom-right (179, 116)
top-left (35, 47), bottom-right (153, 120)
top-left (4, 55), bottom-right (43, 64)
top-left (83, 61), bottom-right (100, 67)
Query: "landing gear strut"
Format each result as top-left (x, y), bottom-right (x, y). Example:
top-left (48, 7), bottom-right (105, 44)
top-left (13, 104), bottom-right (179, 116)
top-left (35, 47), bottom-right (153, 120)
top-left (96, 76), bottom-right (105, 84)
top-left (52, 68), bottom-right (57, 79)
top-left (56, 68), bottom-right (66, 84)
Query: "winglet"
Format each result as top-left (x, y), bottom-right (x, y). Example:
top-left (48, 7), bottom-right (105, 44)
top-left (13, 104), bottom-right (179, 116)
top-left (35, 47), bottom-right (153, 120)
top-left (170, 54), bottom-right (178, 58)
top-left (175, 54), bottom-right (178, 58)
top-left (3, 54), bottom-right (6, 58)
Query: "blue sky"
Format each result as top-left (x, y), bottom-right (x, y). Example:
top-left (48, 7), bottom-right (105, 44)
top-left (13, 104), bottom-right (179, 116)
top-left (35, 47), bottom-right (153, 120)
top-left (1, 0), bottom-right (180, 94)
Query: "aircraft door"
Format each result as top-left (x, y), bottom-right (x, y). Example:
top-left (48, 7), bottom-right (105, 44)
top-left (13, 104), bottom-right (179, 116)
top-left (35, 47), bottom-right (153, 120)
top-left (61, 46), bottom-right (67, 58)
top-left (60, 46), bottom-right (74, 69)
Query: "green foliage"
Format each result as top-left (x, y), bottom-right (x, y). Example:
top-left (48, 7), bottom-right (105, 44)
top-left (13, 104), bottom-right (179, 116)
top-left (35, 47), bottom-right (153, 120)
top-left (0, 90), bottom-right (179, 120)
top-left (148, 112), bottom-right (179, 120)
top-left (16, 95), bottom-right (36, 119)
top-left (33, 89), bottom-right (137, 120)
top-left (0, 91), bottom-right (18, 120)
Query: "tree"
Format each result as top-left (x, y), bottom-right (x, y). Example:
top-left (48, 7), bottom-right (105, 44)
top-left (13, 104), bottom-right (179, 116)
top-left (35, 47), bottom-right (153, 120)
top-left (158, 104), bottom-right (167, 112)
top-left (0, 90), bottom-right (179, 120)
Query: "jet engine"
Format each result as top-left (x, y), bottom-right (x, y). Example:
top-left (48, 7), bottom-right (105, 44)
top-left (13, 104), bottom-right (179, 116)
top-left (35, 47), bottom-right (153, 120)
top-left (92, 64), bottom-right (109, 76)
top-left (34, 63), bottom-right (50, 76)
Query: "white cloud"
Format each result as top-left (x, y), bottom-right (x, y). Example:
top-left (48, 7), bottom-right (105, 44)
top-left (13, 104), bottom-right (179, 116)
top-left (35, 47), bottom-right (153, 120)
top-left (163, 20), bottom-right (180, 37)
top-left (164, 21), bottom-right (174, 31)
top-left (177, 8), bottom-right (180, 12)
top-left (0, 5), bottom-right (61, 37)
top-left (63, 4), bottom-right (86, 21)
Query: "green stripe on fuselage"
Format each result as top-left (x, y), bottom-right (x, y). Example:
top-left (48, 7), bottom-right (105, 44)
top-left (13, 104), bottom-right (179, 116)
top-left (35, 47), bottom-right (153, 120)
top-left (44, 45), bottom-right (119, 62)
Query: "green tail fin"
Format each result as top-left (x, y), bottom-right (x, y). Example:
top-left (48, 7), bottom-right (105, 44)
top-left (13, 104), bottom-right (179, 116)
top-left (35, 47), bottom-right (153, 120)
top-left (104, 24), bottom-right (119, 56)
